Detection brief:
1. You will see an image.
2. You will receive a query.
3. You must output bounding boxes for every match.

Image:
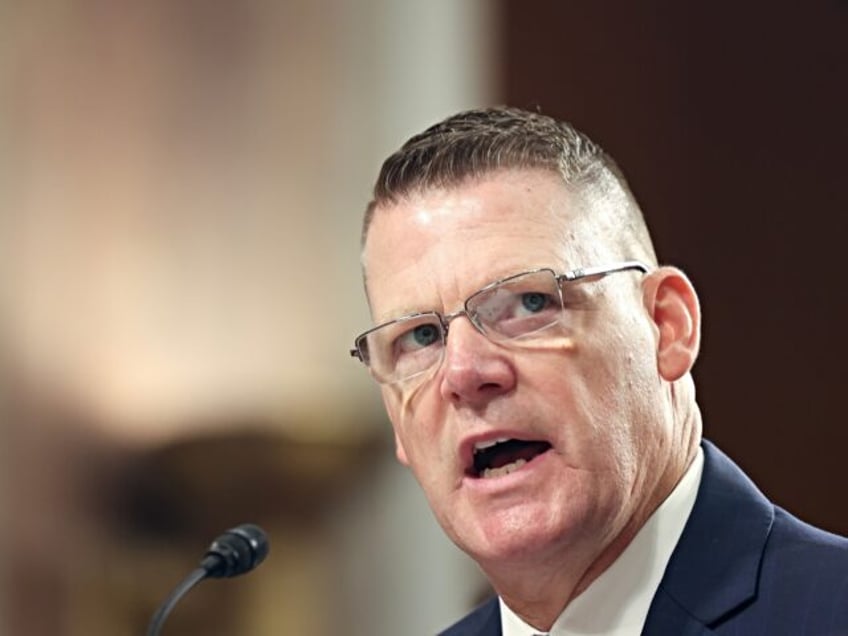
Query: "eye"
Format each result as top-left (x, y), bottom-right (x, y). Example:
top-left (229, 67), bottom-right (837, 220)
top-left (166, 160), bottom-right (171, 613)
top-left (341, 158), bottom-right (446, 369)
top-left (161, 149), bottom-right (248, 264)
top-left (520, 291), bottom-right (551, 314)
top-left (472, 282), bottom-right (561, 339)
top-left (396, 322), bottom-right (442, 353)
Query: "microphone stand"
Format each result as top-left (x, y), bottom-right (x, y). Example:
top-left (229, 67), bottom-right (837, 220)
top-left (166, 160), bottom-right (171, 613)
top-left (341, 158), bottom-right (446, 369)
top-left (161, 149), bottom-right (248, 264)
top-left (146, 566), bottom-right (208, 636)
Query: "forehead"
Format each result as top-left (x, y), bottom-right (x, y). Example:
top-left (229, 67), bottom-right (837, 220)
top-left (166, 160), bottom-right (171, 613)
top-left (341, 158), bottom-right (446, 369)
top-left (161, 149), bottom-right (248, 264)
top-left (362, 169), bottom-right (603, 320)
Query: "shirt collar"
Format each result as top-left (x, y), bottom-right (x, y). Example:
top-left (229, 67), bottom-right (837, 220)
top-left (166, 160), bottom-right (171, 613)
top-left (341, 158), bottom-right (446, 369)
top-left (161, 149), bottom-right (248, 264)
top-left (501, 448), bottom-right (704, 636)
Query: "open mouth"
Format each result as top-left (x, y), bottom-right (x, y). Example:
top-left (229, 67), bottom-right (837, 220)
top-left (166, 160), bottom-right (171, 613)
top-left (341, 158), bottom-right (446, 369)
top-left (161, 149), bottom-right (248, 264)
top-left (469, 438), bottom-right (552, 478)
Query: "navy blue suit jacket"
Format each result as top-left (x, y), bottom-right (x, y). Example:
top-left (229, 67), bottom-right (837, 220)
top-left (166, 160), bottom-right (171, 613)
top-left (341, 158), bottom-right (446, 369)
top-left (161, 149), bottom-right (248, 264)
top-left (439, 441), bottom-right (848, 635)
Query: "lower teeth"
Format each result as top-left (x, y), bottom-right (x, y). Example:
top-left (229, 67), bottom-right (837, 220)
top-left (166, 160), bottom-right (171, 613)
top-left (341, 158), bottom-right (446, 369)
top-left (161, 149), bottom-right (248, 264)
top-left (481, 458), bottom-right (527, 478)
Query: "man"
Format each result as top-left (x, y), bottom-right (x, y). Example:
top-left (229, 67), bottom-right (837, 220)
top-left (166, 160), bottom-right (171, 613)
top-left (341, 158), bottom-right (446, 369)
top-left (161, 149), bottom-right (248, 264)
top-left (350, 107), bottom-right (848, 635)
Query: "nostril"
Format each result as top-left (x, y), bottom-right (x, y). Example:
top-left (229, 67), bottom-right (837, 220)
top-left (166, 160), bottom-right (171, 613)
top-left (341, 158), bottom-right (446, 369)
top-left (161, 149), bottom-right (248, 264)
top-left (479, 382), bottom-right (504, 392)
top-left (442, 367), bottom-right (515, 406)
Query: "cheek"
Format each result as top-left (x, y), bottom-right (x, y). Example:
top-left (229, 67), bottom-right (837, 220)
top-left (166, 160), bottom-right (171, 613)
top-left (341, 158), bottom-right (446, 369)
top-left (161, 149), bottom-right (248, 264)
top-left (589, 333), bottom-right (667, 468)
top-left (382, 382), bottom-right (441, 464)
top-left (549, 331), bottom-right (658, 465)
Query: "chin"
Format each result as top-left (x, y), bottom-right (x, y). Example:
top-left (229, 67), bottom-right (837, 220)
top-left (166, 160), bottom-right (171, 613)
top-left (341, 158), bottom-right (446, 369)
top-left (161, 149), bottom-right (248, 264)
top-left (459, 510), bottom-right (577, 566)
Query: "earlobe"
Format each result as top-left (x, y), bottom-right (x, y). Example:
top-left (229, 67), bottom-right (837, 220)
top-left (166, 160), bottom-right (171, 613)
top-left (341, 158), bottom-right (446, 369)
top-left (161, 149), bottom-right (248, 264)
top-left (644, 267), bottom-right (701, 381)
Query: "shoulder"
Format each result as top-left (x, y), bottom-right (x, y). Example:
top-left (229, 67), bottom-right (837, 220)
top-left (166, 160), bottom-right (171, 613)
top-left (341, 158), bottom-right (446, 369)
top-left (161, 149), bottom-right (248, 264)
top-left (735, 507), bottom-right (848, 632)
top-left (689, 441), bottom-right (848, 630)
top-left (437, 597), bottom-right (500, 636)
top-left (762, 506), bottom-right (848, 590)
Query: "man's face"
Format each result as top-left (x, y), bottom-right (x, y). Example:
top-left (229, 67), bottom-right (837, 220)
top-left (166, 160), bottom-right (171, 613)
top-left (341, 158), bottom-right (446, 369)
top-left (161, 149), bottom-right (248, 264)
top-left (362, 168), bottom-right (677, 573)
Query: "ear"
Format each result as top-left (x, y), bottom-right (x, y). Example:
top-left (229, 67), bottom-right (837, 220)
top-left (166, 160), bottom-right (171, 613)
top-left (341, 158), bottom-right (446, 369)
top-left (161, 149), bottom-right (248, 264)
top-left (642, 267), bottom-right (701, 381)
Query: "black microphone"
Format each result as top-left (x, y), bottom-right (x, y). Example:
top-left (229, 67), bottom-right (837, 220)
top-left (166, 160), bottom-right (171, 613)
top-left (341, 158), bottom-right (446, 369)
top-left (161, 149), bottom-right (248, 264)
top-left (146, 523), bottom-right (270, 636)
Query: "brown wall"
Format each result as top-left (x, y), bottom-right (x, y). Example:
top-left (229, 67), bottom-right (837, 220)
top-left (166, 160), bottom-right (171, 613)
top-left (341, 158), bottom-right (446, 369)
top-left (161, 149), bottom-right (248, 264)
top-left (501, 1), bottom-right (847, 533)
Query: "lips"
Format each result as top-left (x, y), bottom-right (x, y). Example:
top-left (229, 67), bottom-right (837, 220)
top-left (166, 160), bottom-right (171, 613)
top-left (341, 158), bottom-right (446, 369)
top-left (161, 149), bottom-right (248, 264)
top-left (469, 438), bottom-right (552, 478)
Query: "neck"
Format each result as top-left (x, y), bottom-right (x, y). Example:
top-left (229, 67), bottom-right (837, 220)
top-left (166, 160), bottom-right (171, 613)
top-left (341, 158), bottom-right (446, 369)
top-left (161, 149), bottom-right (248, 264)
top-left (485, 555), bottom-right (587, 630)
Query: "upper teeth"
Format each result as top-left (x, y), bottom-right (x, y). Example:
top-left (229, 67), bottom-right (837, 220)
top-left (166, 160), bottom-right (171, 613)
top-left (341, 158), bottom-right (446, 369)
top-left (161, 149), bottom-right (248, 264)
top-left (474, 437), bottom-right (509, 453)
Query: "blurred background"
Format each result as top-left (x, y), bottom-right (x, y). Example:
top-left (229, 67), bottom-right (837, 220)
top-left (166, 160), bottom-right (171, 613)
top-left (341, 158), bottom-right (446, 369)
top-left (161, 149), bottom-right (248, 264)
top-left (0, 1), bottom-right (844, 634)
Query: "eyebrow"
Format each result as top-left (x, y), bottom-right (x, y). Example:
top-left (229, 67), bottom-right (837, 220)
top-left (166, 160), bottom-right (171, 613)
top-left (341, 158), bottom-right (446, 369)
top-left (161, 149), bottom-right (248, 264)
top-left (372, 307), bottom-right (430, 326)
top-left (368, 266), bottom-right (539, 326)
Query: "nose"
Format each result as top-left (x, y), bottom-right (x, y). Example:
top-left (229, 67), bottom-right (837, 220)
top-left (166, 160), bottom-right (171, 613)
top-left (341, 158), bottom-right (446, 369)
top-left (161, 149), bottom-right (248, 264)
top-left (438, 317), bottom-right (516, 407)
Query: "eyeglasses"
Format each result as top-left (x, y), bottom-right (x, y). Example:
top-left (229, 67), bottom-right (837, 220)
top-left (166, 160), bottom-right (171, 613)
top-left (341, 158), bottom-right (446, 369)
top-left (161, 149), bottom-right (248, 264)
top-left (350, 261), bottom-right (649, 385)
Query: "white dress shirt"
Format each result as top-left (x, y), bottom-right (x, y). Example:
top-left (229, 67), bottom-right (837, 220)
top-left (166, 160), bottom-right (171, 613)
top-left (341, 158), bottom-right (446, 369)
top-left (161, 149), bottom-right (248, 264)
top-left (500, 448), bottom-right (704, 636)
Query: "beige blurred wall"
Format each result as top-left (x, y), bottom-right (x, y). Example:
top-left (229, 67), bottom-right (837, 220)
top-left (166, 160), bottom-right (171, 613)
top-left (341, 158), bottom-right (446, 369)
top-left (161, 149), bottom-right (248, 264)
top-left (0, 0), bottom-right (495, 444)
top-left (2, 0), bottom-right (377, 443)
top-left (0, 1), bottom-right (496, 634)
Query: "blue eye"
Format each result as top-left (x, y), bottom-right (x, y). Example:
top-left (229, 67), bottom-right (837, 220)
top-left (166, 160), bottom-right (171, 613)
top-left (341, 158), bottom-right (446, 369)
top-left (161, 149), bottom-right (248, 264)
top-left (520, 292), bottom-right (549, 313)
top-left (396, 322), bottom-right (442, 353)
top-left (412, 323), bottom-right (440, 347)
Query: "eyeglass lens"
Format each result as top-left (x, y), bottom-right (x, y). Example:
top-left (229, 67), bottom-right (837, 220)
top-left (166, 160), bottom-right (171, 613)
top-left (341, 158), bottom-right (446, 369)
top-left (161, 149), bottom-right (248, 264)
top-left (362, 269), bottom-right (562, 383)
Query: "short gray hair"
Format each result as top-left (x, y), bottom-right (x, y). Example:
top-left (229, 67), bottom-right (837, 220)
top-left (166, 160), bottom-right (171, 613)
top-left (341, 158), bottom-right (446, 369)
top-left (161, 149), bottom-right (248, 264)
top-left (362, 106), bottom-right (656, 264)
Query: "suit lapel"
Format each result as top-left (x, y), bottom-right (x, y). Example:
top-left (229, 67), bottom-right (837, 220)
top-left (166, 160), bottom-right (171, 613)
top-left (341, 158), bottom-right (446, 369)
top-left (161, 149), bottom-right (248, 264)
top-left (644, 441), bottom-right (774, 632)
top-left (643, 587), bottom-right (716, 635)
top-left (477, 603), bottom-right (501, 636)
top-left (438, 597), bottom-right (501, 636)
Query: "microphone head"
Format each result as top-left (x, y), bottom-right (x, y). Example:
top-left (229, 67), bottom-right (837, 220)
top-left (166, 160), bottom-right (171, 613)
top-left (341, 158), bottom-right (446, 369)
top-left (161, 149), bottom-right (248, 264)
top-left (202, 523), bottom-right (270, 578)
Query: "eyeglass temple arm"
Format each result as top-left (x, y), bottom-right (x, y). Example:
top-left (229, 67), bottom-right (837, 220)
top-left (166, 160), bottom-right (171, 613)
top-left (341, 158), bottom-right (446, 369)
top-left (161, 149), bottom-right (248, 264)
top-left (560, 260), bottom-right (649, 282)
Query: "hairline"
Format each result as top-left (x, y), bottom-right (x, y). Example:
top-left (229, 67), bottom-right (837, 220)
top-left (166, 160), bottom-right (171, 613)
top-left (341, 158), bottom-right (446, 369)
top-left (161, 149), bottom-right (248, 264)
top-left (361, 164), bottom-right (606, 251)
